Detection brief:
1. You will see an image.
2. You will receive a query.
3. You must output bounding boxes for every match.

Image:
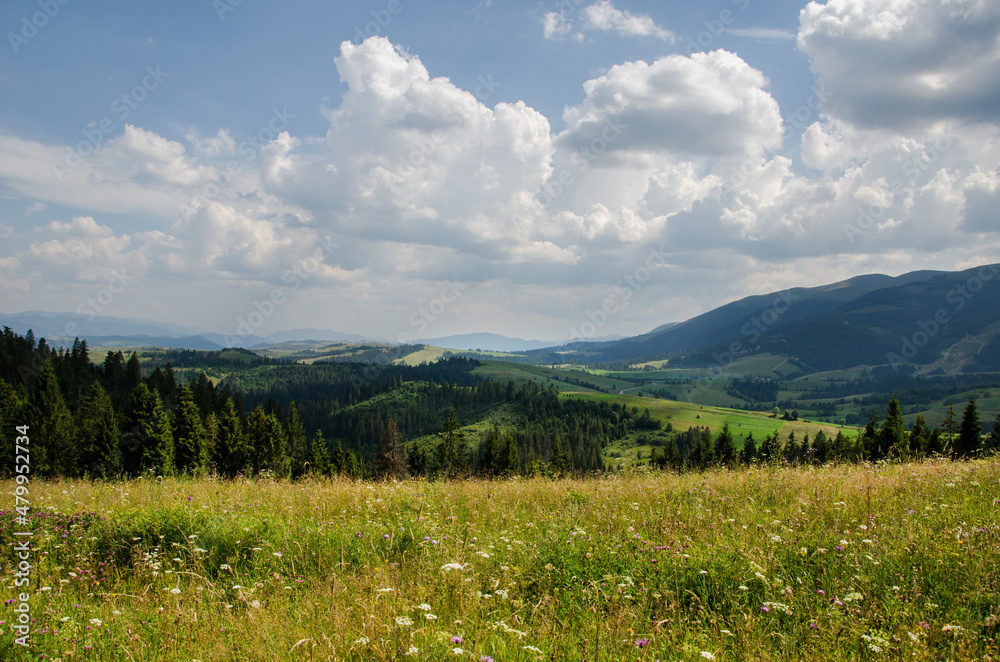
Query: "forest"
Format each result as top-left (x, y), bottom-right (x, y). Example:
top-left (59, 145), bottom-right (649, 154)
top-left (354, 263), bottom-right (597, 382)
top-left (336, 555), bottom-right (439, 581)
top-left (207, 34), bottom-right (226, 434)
top-left (1, 327), bottom-right (998, 481)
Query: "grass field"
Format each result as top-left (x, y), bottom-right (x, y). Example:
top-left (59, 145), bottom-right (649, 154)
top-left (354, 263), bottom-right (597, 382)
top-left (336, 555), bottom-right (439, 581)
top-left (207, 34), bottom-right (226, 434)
top-left (5, 460), bottom-right (996, 660)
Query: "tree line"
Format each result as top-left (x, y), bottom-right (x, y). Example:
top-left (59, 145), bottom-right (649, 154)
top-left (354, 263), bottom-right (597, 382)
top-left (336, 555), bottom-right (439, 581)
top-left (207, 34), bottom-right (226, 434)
top-left (649, 394), bottom-right (999, 471)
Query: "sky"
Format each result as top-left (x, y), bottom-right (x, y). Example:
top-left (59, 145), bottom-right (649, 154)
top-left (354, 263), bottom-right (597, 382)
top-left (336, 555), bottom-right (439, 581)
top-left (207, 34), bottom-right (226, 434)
top-left (0, 0), bottom-right (998, 345)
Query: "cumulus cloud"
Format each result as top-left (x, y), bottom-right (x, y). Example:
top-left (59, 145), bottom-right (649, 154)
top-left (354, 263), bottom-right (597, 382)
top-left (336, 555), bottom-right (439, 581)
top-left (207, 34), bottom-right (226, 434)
top-left (261, 37), bottom-right (555, 262)
top-left (558, 50), bottom-right (784, 161)
top-left (798, 0), bottom-right (1000, 128)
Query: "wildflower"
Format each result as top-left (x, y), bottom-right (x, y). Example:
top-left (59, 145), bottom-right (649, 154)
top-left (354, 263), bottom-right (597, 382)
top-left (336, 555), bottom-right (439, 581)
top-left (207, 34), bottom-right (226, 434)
top-left (441, 562), bottom-right (466, 572)
top-left (273, 552), bottom-right (282, 558)
top-left (170, 588), bottom-right (181, 595)
top-left (480, 657), bottom-right (495, 662)
top-left (425, 613), bottom-right (438, 620)
top-left (417, 603), bottom-right (433, 611)
top-left (700, 653), bottom-right (716, 660)
top-left (354, 636), bottom-right (370, 645)
top-left (451, 635), bottom-right (464, 644)
top-left (396, 617), bottom-right (413, 627)
top-left (89, 618), bottom-right (102, 626)
top-left (634, 638), bottom-right (649, 647)
top-left (452, 648), bottom-right (464, 655)
top-left (406, 646), bottom-right (420, 656)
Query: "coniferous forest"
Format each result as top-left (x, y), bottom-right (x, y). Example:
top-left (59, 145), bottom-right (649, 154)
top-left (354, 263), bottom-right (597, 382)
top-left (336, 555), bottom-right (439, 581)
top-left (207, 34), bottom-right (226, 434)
top-left (1, 327), bottom-right (997, 481)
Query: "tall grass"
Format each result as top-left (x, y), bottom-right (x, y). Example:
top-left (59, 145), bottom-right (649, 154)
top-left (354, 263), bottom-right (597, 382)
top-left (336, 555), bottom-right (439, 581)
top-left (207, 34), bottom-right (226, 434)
top-left (2, 459), bottom-right (999, 660)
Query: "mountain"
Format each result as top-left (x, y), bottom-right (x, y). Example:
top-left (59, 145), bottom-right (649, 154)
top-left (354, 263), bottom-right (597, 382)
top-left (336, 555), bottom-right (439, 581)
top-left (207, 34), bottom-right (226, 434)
top-left (420, 333), bottom-right (559, 353)
top-left (529, 265), bottom-right (1000, 371)
top-left (264, 328), bottom-right (378, 344)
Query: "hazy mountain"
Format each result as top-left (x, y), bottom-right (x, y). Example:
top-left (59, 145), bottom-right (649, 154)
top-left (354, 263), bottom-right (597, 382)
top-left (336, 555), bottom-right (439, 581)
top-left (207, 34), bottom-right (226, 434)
top-left (264, 328), bottom-right (378, 344)
top-left (527, 265), bottom-right (1000, 371)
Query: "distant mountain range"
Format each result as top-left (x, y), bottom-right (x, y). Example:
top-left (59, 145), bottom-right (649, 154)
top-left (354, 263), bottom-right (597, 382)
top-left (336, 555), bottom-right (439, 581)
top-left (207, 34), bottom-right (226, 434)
top-left (0, 312), bottom-right (619, 354)
top-left (530, 264), bottom-right (1000, 372)
top-left (6, 263), bottom-right (999, 373)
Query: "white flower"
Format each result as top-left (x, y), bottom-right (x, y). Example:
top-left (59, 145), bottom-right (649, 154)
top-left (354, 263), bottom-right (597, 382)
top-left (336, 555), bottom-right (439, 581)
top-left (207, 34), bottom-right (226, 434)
top-left (452, 648), bottom-right (464, 655)
top-left (273, 552), bottom-right (282, 558)
top-left (354, 636), bottom-right (370, 645)
top-left (424, 613), bottom-right (438, 620)
top-left (395, 617), bottom-right (413, 627)
top-left (170, 587), bottom-right (181, 595)
top-left (377, 588), bottom-right (394, 593)
top-left (700, 653), bottom-right (716, 661)
top-left (89, 618), bottom-right (102, 626)
top-left (417, 603), bottom-right (432, 611)
top-left (405, 646), bottom-right (420, 656)
top-left (441, 562), bottom-right (466, 572)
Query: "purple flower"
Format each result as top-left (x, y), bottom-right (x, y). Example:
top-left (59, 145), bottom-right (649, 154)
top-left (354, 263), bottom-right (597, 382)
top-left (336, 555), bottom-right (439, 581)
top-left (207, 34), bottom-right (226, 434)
top-left (383, 534), bottom-right (390, 540)
top-left (355, 532), bottom-right (361, 538)
top-left (634, 638), bottom-right (649, 647)
top-left (761, 606), bottom-right (770, 612)
top-left (480, 657), bottom-right (494, 662)
top-left (451, 635), bottom-right (463, 644)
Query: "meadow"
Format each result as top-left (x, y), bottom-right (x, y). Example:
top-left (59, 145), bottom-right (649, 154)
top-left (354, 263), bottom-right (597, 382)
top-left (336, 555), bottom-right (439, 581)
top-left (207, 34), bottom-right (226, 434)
top-left (2, 460), bottom-right (999, 661)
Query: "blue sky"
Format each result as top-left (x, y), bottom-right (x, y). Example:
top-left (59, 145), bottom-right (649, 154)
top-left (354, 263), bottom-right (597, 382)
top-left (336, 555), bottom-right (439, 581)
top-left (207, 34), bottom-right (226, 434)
top-left (1, 0), bottom-right (998, 344)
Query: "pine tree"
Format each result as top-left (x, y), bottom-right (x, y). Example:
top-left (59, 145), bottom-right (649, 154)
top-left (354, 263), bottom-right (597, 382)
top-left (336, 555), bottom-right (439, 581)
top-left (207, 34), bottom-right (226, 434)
top-left (880, 395), bottom-right (906, 458)
top-left (739, 432), bottom-right (757, 465)
top-left (941, 403), bottom-right (958, 454)
top-left (173, 385), bottom-right (207, 474)
top-left (436, 409), bottom-right (468, 478)
top-left (285, 402), bottom-right (308, 479)
top-left (812, 430), bottom-right (830, 464)
top-left (909, 415), bottom-right (930, 456)
top-left (212, 398), bottom-right (248, 478)
top-left (125, 352), bottom-right (143, 393)
top-left (550, 434), bottom-right (571, 476)
top-left (27, 362), bottom-right (77, 477)
top-left (713, 423), bottom-right (736, 466)
top-left (500, 432), bottom-right (520, 477)
top-left (247, 405), bottom-right (288, 476)
top-left (861, 409), bottom-right (881, 460)
top-left (308, 430), bottom-right (331, 476)
top-left (120, 384), bottom-right (173, 476)
top-left (688, 428), bottom-right (714, 470)
top-left (375, 419), bottom-right (408, 480)
top-left (77, 381), bottom-right (120, 478)
top-left (956, 395), bottom-right (981, 458)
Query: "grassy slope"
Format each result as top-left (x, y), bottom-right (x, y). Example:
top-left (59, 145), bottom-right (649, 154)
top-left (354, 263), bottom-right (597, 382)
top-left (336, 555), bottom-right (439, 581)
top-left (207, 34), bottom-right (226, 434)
top-left (3, 462), bottom-right (998, 661)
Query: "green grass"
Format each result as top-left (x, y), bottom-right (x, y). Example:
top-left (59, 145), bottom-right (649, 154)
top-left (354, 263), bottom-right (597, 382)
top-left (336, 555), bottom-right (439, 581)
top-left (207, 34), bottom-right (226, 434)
top-left (2, 460), bottom-right (999, 660)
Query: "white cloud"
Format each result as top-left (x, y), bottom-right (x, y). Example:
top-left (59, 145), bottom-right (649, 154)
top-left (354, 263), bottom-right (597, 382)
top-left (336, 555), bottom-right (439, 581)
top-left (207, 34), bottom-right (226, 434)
top-left (798, 0), bottom-right (1000, 128)
top-left (726, 27), bottom-right (796, 42)
top-left (581, 1), bottom-right (675, 42)
top-left (559, 50), bottom-right (784, 161)
top-left (541, 1), bottom-right (673, 42)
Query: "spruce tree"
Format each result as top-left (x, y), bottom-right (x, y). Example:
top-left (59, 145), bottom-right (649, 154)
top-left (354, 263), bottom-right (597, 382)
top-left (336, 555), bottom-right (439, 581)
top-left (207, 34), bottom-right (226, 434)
top-left (550, 433), bottom-right (571, 476)
top-left (861, 409), bottom-right (881, 460)
top-left (27, 362), bottom-right (77, 477)
top-left (956, 395), bottom-right (981, 458)
top-left (212, 398), bottom-right (247, 478)
top-left (375, 419), bottom-right (408, 480)
top-left (436, 409), bottom-right (468, 477)
top-left (173, 385), bottom-right (207, 474)
top-left (880, 395), bottom-right (906, 458)
top-left (713, 423), bottom-right (736, 466)
top-left (941, 403), bottom-right (958, 454)
top-left (285, 402), bottom-right (308, 479)
top-left (77, 381), bottom-right (120, 478)
top-left (739, 432), bottom-right (757, 465)
top-left (909, 415), bottom-right (930, 456)
top-left (125, 352), bottom-right (143, 393)
top-left (308, 430), bottom-right (331, 476)
top-left (246, 405), bottom-right (288, 476)
top-left (812, 430), bottom-right (830, 464)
